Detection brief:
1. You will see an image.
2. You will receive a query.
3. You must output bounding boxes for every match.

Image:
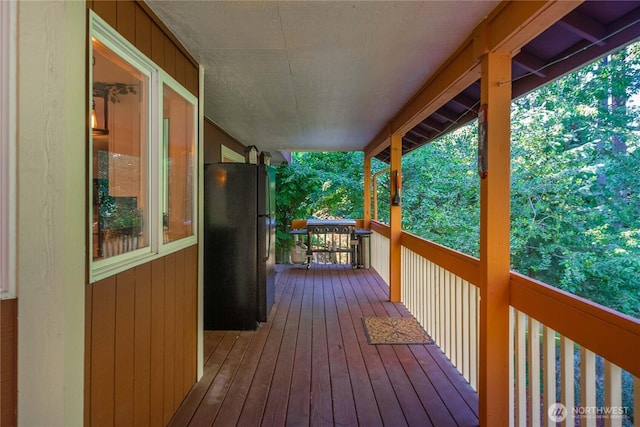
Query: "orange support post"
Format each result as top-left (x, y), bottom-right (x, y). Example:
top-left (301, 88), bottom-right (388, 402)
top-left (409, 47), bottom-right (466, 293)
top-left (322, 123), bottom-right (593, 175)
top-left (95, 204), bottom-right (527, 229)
top-left (389, 134), bottom-right (402, 302)
top-left (363, 155), bottom-right (371, 229)
top-left (478, 51), bottom-right (512, 426)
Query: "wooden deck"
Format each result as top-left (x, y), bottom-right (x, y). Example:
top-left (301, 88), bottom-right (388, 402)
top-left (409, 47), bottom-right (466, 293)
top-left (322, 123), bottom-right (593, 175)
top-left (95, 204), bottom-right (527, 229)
top-left (169, 264), bottom-right (479, 426)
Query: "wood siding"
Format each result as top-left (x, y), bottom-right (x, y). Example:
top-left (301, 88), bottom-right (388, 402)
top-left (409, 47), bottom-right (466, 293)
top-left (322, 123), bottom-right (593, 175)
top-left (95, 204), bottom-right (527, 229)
top-left (1, 298), bottom-right (17, 427)
top-left (88, 0), bottom-right (199, 97)
top-left (85, 245), bottom-right (198, 426)
top-left (203, 118), bottom-right (247, 164)
top-left (85, 2), bottom-right (200, 425)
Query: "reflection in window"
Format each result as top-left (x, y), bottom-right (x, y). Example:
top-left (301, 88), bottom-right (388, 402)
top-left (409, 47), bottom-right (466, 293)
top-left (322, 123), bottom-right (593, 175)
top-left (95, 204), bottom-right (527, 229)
top-left (92, 38), bottom-right (149, 260)
top-left (162, 83), bottom-right (195, 243)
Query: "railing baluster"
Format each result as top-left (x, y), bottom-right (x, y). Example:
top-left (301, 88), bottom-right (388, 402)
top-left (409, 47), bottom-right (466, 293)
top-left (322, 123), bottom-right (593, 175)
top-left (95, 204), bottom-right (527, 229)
top-left (471, 284), bottom-right (478, 391)
top-left (509, 307), bottom-right (515, 427)
top-left (604, 361), bottom-right (622, 427)
top-left (528, 317), bottom-right (541, 426)
top-left (580, 347), bottom-right (596, 427)
top-left (427, 259), bottom-right (433, 339)
top-left (543, 325), bottom-right (556, 427)
top-left (634, 376), bottom-right (639, 427)
top-left (455, 276), bottom-right (462, 370)
top-left (561, 336), bottom-right (575, 426)
top-left (462, 279), bottom-right (470, 383)
top-left (515, 310), bottom-right (527, 426)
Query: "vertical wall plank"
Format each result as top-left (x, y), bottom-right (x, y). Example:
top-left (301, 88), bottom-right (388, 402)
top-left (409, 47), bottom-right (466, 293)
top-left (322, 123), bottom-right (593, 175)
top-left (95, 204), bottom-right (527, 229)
top-left (84, 285), bottom-right (93, 427)
top-left (163, 35), bottom-right (176, 79)
top-left (1, 298), bottom-right (17, 427)
top-left (115, 269), bottom-right (136, 426)
top-left (163, 253), bottom-right (177, 423)
top-left (92, 0), bottom-right (117, 28)
top-left (185, 245), bottom-right (198, 391)
top-left (134, 262), bottom-right (152, 427)
top-left (151, 23), bottom-right (165, 67)
top-left (134, 4), bottom-right (152, 59)
top-left (173, 249), bottom-right (186, 405)
top-left (175, 52), bottom-right (186, 88)
top-left (91, 276), bottom-right (117, 427)
top-left (150, 259), bottom-right (166, 426)
top-left (116, 0), bottom-right (136, 45)
top-left (186, 65), bottom-right (198, 97)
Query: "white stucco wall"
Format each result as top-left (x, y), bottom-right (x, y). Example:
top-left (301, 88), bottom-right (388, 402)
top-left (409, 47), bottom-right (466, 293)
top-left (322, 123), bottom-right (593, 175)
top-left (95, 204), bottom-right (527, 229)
top-left (17, 1), bottom-right (85, 425)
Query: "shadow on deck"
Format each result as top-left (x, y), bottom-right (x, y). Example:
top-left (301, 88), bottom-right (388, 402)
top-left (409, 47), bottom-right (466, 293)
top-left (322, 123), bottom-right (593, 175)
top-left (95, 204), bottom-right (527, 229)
top-left (169, 264), bottom-right (479, 426)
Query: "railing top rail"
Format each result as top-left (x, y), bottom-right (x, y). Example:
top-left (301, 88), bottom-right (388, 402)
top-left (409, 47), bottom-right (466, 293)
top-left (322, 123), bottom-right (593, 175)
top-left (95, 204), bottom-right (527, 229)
top-left (371, 220), bottom-right (390, 238)
top-left (401, 230), bottom-right (480, 285)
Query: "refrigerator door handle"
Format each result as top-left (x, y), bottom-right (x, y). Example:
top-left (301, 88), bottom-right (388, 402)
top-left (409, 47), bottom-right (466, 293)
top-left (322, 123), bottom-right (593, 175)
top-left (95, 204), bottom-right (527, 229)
top-left (263, 168), bottom-right (273, 262)
top-left (264, 214), bottom-right (271, 262)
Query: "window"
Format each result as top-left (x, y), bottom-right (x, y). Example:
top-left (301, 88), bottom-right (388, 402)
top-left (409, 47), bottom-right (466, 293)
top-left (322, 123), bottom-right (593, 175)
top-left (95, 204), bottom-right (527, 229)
top-left (161, 79), bottom-right (197, 244)
top-left (0, 0), bottom-right (16, 298)
top-left (221, 144), bottom-right (245, 163)
top-left (90, 12), bottom-right (197, 282)
top-left (91, 35), bottom-right (151, 263)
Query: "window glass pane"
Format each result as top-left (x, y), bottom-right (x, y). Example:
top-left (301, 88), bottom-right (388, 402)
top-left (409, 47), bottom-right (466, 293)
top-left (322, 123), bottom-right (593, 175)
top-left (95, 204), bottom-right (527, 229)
top-left (92, 38), bottom-right (149, 260)
top-left (162, 83), bottom-right (195, 243)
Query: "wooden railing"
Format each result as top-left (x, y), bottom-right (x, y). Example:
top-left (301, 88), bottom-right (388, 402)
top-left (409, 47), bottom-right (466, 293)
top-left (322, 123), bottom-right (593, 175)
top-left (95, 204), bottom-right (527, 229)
top-left (368, 221), bottom-right (639, 426)
top-left (402, 244), bottom-right (480, 390)
top-left (370, 221), bottom-right (390, 285)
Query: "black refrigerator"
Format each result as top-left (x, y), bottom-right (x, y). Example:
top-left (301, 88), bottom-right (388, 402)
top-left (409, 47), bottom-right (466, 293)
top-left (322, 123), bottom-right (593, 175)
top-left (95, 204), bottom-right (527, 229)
top-left (203, 163), bottom-right (276, 330)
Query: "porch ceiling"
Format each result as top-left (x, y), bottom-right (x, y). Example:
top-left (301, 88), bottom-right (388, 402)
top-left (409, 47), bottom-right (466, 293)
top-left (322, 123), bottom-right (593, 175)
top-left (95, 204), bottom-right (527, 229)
top-left (145, 1), bottom-right (640, 164)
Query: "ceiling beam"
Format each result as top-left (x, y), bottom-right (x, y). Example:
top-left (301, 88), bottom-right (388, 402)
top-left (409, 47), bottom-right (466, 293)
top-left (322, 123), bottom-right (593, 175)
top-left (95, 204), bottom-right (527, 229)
top-left (414, 122), bottom-right (437, 137)
top-left (420, 118), bottom-right (446, 133)
top-left (432, 107), bottom-right (461, 124)
top-left (450, 93), bottom-right (481, 112)
top-left (513, 49), bottom-right (548, 77)
top-left (558, 10), bottom-right (607, 46)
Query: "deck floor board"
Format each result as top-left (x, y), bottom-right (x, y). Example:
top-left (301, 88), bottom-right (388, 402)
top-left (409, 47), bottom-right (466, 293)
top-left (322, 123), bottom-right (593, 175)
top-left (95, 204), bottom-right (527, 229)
top-left (169, 264), bottom-right (479, 426)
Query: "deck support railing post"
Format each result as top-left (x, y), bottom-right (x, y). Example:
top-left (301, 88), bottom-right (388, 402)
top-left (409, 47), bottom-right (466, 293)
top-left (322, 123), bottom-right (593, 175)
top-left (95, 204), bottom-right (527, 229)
top-left (389, 133), bottom-right (402, 302)
top-left (363, 154), bottom-right (371, 229)
top-left (478, 51), bottom-right (512, 426)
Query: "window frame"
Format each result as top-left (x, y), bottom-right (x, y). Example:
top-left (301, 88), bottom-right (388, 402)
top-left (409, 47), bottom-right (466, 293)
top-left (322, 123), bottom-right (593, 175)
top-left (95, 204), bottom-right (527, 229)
top-left (221, 144), bottom-right (245, 163)
top-left (0, 0), bottom-right (16, 299)
top-left (89, 12), bottom-right (198, 283)
top-left (158, 70), bottom-right (198, 252)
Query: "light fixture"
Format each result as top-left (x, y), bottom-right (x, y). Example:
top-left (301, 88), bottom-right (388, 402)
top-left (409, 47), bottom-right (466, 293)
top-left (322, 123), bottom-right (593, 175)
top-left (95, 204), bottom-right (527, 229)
top-left (91, 93), bottom-right (109, 136)
top-left (91, 100), bottom-right (98, 129)
top-left (260, 151), bottom-right (271, 165)
top-left (246, 145), bottom-right (259, 164)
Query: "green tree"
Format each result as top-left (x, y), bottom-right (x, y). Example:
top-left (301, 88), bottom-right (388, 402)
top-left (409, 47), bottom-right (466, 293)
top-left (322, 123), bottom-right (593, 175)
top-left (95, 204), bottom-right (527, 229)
top-left (275, 151), bottom-right (366, 262)
top-left (402, 126), bottom-right (480, 256)
top-left (510, 44), bottom-right (640, 317)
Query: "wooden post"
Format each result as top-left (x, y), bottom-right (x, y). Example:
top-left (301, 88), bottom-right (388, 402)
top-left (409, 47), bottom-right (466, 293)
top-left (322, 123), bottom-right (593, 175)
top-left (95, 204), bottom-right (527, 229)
top-left (389, 134), bottom-right (402, 302)
top-left (478, 51), bottom-right (512, 426)
top-left (363, 154), bottom-right (371, 229)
